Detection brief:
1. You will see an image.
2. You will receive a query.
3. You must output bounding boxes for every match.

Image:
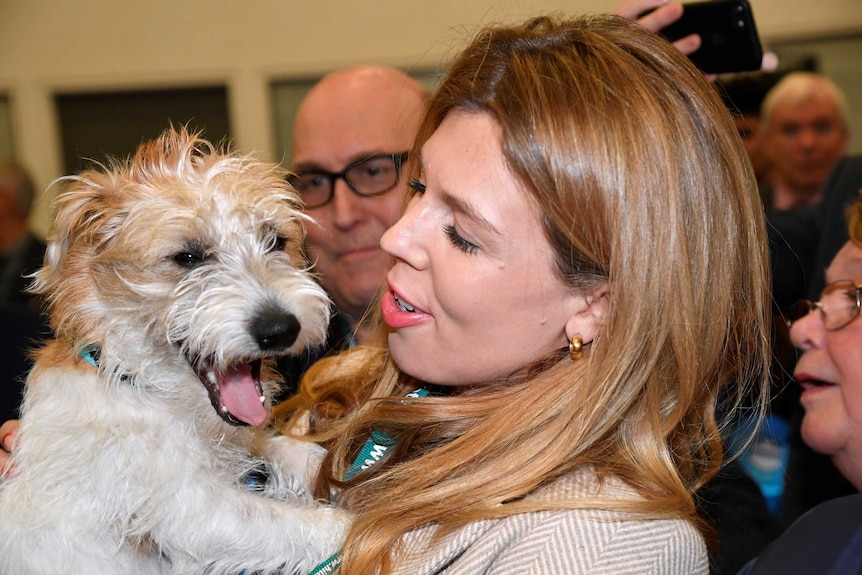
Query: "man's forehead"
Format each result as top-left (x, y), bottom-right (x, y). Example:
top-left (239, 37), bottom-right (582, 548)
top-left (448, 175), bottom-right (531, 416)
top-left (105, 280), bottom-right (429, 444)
top-left (293, 104), bottom-right (418, 168)
top-left (773, 93), bottom-right (841, 118)
top-left (300, 101), bottom-right (401, 137)
top-left (298, 71), bottom-right (421, 127)
top-left (291, 67), bottom-right (426, 167)
top-left (292, 113), bottom-right (407, 168)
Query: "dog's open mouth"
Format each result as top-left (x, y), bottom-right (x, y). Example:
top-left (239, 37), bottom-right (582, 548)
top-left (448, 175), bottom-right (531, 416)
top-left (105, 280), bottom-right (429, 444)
top-left (194, 357), bottom-right (267, 427)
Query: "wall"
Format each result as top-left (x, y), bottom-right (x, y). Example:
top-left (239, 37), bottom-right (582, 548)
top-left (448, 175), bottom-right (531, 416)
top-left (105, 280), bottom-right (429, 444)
top-left (1, 0), bottom-right (861, 235)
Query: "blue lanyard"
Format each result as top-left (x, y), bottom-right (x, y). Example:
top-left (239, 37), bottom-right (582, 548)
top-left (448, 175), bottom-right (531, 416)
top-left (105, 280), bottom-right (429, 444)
top-left (307, 387), bottom-right (430, 575)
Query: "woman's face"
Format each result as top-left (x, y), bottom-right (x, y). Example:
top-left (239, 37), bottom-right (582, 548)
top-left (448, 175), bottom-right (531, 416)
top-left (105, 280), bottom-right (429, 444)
top-left (379, 111), bottom-right (602, 387)
top-left (790, 240), bottom-right (862, 489)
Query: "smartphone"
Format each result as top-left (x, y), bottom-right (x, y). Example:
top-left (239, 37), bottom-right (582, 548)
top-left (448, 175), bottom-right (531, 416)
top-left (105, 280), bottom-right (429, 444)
top-left (659, 0), bottom-right (764, 75)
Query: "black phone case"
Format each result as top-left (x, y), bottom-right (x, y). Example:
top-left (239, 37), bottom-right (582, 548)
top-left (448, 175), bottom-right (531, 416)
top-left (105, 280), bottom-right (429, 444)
top-left (660, 0), bottom-right (764, 74)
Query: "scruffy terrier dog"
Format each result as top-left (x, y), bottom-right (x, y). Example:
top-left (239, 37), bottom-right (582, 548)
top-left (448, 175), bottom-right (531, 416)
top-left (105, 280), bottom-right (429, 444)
top-left (0, 129), bottom-right (347, 574)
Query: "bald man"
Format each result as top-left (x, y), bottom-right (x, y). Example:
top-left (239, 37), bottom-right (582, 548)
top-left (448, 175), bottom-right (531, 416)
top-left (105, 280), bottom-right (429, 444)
top-left (291, 65), bottom-right (428, 346)
top-left (272, 66), bottom-right (428, 393)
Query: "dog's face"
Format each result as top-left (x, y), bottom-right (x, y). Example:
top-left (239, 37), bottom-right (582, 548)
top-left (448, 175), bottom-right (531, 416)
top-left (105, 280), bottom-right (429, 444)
top-left (35, 129), bottom-right (331, 426)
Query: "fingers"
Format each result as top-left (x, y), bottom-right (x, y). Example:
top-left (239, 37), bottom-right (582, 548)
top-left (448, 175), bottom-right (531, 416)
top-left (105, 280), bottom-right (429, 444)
top-left (640, 2), bottom-right (684, 32)
top-left (1, 420), bottom-right (19, 475)
top-left (616, 0), bottom-right (668, 20)
top-left (617, 0), bottom-right (710, 75)
top-left (618, 0), bottom-right (684, 32)
top-left (1, 419), bottom-right (18, 450)
top-left (673, 32), bottom-right (702, 56)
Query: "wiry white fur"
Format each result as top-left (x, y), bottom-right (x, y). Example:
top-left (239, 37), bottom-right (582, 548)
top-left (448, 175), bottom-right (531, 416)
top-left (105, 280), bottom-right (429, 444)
top-left (0, 128), bottom-right (348, 574)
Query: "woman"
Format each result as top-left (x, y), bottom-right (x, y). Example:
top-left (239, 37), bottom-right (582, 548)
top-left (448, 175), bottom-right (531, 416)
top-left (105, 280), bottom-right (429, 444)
top-left (789, 194), bottom-right (862, 490)
top-left (737, 197), bottom-right (862, 573)
top-left (280, 13), bottom-right (771, 574)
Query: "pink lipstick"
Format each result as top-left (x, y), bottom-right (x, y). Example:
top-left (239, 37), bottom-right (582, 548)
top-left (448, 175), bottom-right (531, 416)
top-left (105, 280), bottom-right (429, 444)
top-left (381, 289), bottom-right (432, 329)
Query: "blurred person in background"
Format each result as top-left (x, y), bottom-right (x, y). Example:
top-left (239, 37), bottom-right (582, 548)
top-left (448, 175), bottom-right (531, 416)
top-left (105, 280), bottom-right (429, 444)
top-left (760, 72), bottom-right (849, 211)
top-left (0, 159), bottom-right (49, 422)
top-left (0, 158), bottom-right (45, 307)
top-left (718, 74), bottom-right (780, 188)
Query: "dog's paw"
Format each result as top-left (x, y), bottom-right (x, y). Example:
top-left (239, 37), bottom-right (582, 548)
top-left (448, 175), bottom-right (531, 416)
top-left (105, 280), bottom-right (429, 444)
top-left (258, 434), bottom-right (325, 500)
top-left (299, 504), bottom-right (352, 570)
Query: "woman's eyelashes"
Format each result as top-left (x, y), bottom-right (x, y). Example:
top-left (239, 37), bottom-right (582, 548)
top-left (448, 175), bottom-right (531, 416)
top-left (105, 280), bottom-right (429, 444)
top-left (408, 177), bottom-right (478, 254)
top-left (444, 224), bottom-right (479, 254)
top-left (407, 178), bottom-right (426, 195)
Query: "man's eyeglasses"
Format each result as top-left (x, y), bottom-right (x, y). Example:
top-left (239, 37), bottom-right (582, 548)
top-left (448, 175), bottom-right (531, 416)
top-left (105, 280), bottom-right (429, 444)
top-left (288, 152), bottom-right (410, 209)
top-left (786, 279), bottom-right (862, 331)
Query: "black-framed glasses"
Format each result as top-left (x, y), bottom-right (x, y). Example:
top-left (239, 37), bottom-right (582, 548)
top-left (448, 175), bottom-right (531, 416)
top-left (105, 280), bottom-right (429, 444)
top-left (288, 152), bottom-right (410, 209)
top-left (786, 279), bottom-right (862, 331)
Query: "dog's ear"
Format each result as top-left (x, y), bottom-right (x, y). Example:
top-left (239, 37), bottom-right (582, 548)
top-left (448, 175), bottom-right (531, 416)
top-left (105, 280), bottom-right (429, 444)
top-left (31, 169), bottom-right (128, 296)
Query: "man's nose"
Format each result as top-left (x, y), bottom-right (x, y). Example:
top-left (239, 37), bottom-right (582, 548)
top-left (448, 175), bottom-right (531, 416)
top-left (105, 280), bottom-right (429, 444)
top-left (330, 178), bottom-right (365, 229)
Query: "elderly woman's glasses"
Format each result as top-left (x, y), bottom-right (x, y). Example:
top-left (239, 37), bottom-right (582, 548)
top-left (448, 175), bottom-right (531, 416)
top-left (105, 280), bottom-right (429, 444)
top-left (288, 152), bottom-right (410, 209)
top-left (787, 279), bottom-right (862, 331)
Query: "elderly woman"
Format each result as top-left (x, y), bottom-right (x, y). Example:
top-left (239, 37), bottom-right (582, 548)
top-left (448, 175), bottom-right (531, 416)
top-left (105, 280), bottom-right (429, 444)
top-left (740, 194), bottom-right (862, 574)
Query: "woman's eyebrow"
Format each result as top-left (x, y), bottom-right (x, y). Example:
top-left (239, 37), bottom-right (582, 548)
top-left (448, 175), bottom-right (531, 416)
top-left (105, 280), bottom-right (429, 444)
top-left (418, 147), bottom-right (501, 236)
top-left (440, 191), bottom-right (501, 237)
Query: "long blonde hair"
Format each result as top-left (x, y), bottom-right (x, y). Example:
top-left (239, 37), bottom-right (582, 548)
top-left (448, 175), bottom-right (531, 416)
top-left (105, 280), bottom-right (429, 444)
top-left (281, 14), bottom-right (771, 574)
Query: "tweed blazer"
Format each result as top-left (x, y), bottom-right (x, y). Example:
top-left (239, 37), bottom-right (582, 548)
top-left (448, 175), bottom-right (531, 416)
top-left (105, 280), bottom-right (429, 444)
top-left (391, 470), bottom-right (708, 575)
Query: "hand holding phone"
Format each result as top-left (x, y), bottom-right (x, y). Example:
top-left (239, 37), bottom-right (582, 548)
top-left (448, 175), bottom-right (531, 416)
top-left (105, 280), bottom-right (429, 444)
top-left (658, 0), bottom-right (764, 75)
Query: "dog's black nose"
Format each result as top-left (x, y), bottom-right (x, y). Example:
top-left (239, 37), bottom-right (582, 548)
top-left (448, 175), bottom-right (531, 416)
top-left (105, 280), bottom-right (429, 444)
top-left (251, 309), bottom-right (301, 351)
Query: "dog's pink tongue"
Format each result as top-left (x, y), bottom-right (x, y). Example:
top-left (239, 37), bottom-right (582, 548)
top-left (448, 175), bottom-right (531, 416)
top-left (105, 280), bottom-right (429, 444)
top-left (219, 363), bottom-right (267, 427)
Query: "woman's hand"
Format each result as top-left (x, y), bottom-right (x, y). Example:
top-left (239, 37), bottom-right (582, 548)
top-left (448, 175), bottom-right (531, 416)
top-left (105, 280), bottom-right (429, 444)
top-left (617, 0), bottom-right (702, 55)
top-left (1, 419), bottom-right (19, 475)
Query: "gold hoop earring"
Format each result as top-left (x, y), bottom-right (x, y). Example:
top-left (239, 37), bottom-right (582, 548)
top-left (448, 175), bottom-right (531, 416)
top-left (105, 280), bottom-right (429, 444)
top-left (569, 334), bottom-right (584, 361)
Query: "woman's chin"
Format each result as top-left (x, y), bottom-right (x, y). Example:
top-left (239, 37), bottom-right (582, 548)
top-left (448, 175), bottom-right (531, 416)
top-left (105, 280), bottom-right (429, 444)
top-left (800, 410), bottom-right (846, 458)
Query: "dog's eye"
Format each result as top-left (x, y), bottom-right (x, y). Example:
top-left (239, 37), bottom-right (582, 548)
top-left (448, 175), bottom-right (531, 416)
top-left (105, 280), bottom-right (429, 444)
top-left (172, 251), bottom-right (205, 268)
top-left (270, 235), bottom-right (287, 253)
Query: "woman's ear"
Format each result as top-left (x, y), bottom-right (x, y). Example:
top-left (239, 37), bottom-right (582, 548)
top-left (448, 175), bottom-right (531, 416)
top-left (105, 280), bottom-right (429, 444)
top-left (564, 283), bottom-right (609, 346)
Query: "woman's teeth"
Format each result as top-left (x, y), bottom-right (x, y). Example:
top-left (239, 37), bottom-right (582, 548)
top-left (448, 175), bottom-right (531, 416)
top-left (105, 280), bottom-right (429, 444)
top-left (394, 294), bottom-right (415, 312)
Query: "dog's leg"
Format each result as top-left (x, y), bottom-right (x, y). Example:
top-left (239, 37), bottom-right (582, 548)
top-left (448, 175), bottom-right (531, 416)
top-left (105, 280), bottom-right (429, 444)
top-left (158, 485), bottom-right (349, 575)
top-left (255, 434), bottom-right (327, 502)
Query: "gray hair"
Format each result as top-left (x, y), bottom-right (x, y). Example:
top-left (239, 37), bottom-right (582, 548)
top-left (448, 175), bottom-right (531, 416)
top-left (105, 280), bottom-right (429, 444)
top-left (760, 71), bottom-right (848, 130)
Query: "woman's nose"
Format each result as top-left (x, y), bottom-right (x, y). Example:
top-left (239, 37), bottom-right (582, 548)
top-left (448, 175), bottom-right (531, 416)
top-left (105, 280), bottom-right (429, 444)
top-left (789, 306), bottom-right (825, 351)
top-left (380, 196), bottom-right (428, 269)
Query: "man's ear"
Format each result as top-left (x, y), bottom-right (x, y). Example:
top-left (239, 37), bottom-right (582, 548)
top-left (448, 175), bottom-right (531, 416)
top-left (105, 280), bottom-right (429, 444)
top-left (564, 283), bottom-right (609, 346)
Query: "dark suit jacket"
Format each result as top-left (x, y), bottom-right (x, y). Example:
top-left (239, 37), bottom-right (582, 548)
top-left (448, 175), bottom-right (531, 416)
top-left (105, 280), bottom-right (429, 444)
top-left (0, 303), bottom-right (50, 421)
top-left (808, 154), bottom-right (862, 298)
top-left (762, 155), bottom-right (862, 311)
top-left (739, 493), bottom-right (862, 575)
